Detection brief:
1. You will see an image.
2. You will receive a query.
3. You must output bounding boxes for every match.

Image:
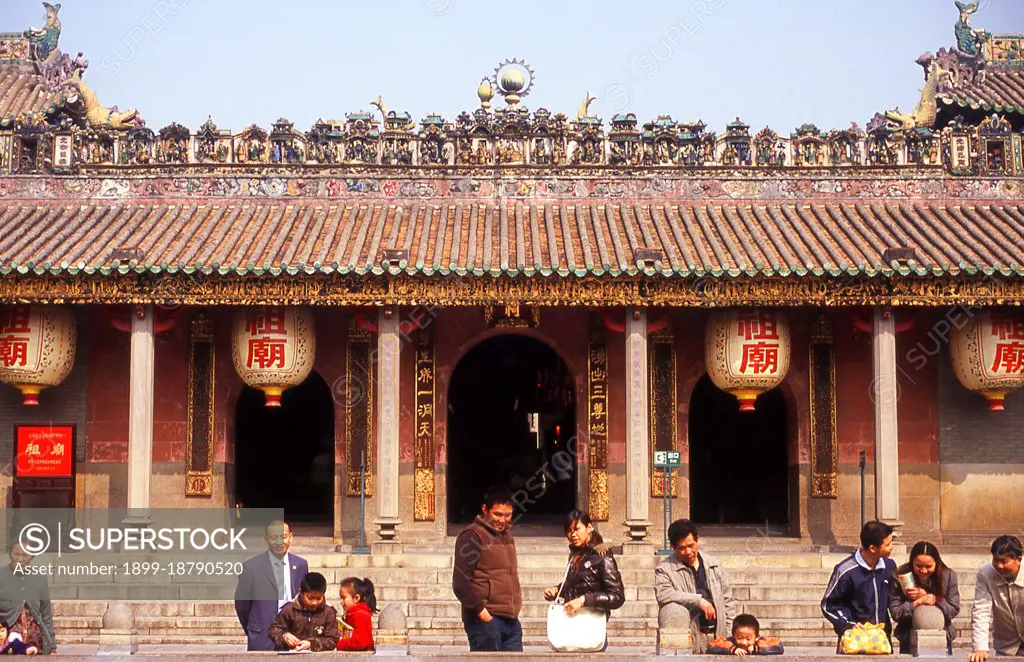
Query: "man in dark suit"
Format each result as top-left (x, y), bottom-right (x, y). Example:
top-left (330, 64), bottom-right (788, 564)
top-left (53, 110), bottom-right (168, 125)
top-left (234, 520), bottom-right (308, 651)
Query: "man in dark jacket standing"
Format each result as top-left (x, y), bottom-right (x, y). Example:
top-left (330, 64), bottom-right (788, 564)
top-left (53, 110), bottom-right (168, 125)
top-left (452, 485), bottom-right (523, 652)
top-left (821, 520), bottom-right (897, 648)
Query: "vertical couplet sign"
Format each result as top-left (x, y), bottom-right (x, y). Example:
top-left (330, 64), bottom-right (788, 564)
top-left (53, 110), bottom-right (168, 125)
top-left (15, 424), bottom-right (74, 477)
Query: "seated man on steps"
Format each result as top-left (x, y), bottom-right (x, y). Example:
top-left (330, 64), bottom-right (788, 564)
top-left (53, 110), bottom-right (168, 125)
top-left (969, 534), bottom-right (1024, 662)
top-left (654, 519), bottom-right (736, 653)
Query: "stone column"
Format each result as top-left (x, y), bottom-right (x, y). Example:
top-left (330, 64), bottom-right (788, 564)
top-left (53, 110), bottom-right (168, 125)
top-left (872, 307), bottom-right (901, 527)
top-left (127, 304), bottom-right (154, 513)
top-left (624, 308), bottom-right (652, 544)
top-left (374, 306), bottom-right (402, 546)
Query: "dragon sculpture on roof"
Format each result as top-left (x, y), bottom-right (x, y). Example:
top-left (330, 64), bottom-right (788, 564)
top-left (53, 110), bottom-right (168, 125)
top-left (884, 53), bottom-right (951, 130)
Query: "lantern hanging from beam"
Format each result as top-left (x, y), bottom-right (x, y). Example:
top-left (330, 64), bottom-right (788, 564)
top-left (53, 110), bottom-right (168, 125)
top-left (705, 309), bottom-right (790, 412)
top-left (0, 305), bottom-right (77, 406)
top-left (232, 307), bottom-right (316, 407)
top-left (950, 309), bottom-right (1024, 412)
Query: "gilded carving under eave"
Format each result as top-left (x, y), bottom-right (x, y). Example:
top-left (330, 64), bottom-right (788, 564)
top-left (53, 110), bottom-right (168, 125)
top-left (2, 273), bottom-right (1024, 307)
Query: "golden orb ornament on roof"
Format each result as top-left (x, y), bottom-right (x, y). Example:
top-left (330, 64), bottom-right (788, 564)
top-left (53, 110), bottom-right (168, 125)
top-left (477, 78), bottom-right (495, 109)
top-left (491, 58), bottom-right (535, 107)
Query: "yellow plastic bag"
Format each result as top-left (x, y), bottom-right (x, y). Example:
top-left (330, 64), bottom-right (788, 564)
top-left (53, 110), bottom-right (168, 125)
top-left (839, 622), bottom-right (892, 655)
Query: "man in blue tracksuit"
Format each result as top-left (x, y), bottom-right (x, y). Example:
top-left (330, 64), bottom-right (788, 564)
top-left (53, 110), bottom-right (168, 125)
top-left (821, 521), bottom-right (897, 651)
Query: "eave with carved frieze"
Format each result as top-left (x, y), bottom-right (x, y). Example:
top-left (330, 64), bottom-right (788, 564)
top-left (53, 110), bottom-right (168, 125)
top-left (3, 273), bottom-right (1024, 308)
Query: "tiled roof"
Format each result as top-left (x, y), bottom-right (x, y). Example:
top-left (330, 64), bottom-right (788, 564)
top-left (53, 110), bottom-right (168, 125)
top-left (939, 67), bottom-right (1024, 115)
top-left (0, 61), bottom-right (76, 123)
top-left (2, 200), bottom-right (1024, 279)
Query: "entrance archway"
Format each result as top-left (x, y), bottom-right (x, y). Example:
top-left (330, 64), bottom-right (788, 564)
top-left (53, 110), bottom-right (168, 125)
top-left (447, 335), bottom-right (577, 527)
top-left (235, 371), bottom-right (334, 524)
top-left (688, 374), bottom-right (789, 525)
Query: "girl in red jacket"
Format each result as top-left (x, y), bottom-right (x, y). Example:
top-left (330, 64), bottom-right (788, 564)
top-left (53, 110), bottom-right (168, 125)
top-left (336, 577), bottom-right (377, 651)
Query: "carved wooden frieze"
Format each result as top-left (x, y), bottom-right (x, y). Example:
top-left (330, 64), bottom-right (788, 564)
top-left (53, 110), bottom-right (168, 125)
top-left (649, 325), bottom-right (678, 497)
top-left (413, 324), bottom-right (435, 521)
top-left (809, 313), bottom-right (838, 498)
top-left (186, 312), bottom-right (215, 497)
top-left (345, 320), bottom-right (373, 496)
top-left (587, 313), bottom-right (609, 521)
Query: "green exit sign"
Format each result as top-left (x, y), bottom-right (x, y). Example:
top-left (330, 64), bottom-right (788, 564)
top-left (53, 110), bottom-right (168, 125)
top-left (653, 451), bottom-right (681, 468)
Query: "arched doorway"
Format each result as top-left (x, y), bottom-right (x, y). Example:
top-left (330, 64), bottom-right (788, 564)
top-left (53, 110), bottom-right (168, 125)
top-left (447, 335), bottom-right (577, 527)
top-left (235, 371), bottom-right (334, 525)
top-left (688, 374), bottom-right (789, 526)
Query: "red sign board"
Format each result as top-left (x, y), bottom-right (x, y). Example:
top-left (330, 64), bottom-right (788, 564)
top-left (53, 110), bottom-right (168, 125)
top-left (15, 425), bottom-right (74, 477)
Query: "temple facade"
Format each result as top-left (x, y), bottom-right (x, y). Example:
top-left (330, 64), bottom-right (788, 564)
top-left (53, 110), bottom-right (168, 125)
top-left (1, 3), bottom-right (1023, 549)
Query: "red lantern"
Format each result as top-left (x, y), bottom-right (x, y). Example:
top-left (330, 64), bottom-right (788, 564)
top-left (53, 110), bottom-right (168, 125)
top-left (232, 307), bottom-right (316, 407)
top-left (0, 305), bottom-right (77, 405)
top-left (705, 309), bottom-right (790, 412)
top-left (950, 310), bottom-right (1024, 412)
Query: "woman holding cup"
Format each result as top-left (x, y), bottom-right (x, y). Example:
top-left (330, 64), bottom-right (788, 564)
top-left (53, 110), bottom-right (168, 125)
top-left (888, 541), bottom-right (961, 654)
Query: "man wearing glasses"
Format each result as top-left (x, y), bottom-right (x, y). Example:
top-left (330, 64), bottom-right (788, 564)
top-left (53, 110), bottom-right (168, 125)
top-left (654, 519), bottom-right (735, 653)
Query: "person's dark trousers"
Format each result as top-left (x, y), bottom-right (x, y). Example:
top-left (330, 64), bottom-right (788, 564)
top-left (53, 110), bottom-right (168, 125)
top-left (464, 616), bottom-right (523, 652)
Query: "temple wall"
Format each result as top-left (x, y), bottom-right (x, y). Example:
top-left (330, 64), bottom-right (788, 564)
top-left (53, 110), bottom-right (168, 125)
top-left (937, 339), bottom-right (1024, 537)
top-left (805, 311), bottom-right (944, 547)
top-left (14, 304), bottom-right (1014, 548)
top-left (0, 307), bottom-right (89, 509)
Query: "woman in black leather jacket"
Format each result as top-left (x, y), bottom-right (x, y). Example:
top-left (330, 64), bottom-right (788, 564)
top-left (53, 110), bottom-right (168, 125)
top-left (544, 510), bottom-right (625, 618)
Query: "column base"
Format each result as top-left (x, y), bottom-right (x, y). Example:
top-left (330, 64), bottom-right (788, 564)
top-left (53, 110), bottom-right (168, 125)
top-left (624, 519), bottom-right (653, 543)
top-left (374, 517), bottom-right (402, 542)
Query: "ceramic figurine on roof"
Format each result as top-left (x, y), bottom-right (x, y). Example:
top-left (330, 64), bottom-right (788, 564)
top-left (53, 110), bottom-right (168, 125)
top-left (68, 69), bottom-right (141, 130)
top-left (417, 114), bottom-right (453, 165)
top-left (954, 1), bottom-right (985, 56)
top-left (23, 2), bottom-right (61, 62)
top-left (885, 52), bottom-right (948, 130)
top-left (121, 126), bottom-right (154, 165)
top-left (723, 118), bottom-right (752, 166)
top-left (157, 123), bottom-right (190, 163)
top-left (195, 116), bottom-right (229, 163)
top-left (306, 119), bottom-right (343, 164)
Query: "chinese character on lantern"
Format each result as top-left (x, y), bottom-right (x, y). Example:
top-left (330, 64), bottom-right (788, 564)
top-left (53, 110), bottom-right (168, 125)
top-left (0, 306), bottom-right (32, 368)
top-left (247, 337), bottom-right (286, 369)
top-left (244, 309), bottom-right (289, 369)
top-left (736, 311), bottom-right (779, 341)
top-left (245, 309), bottom-right (287, 336)
top-left (991, 314), bottom-right (1024, 341)
top-left (740, 341), bottom-right (780, 374)
top-left (991, 342), bottom-right (1024, 374)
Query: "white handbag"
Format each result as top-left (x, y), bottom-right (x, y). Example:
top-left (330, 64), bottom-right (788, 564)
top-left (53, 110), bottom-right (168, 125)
top-left (546, 558), bottom-right (608, 653)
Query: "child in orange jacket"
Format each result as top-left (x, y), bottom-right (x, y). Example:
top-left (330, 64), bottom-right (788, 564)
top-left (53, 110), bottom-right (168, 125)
top-left (336, 576), bottom-right (377, 652)
top-left (708, 614), bottom-right (785, 656)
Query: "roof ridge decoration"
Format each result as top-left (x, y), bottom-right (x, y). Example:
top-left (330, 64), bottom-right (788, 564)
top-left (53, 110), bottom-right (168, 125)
top-left (956, 1), bottom-right (1024, 65)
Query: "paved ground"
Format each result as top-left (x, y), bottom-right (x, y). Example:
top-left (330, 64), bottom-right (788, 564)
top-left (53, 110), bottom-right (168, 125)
top-left (48, 643), bottom-right (1007, 659)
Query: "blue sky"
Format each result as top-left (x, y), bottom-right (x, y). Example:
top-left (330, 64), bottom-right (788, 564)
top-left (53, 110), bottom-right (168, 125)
top-left (6, 0), bottom-right (1022, 134)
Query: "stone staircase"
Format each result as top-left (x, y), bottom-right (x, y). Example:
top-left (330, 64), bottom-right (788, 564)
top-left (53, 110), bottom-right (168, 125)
top-left (49, 537), bottom-right (990, 650)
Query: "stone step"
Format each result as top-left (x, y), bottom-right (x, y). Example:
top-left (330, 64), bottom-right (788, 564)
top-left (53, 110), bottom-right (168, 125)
top-left (308, 552), bottom-right (655, 570)
top-left (406, 600), bottom-right (660, 619)
top-left (406, 615), bottom-right (656, 632)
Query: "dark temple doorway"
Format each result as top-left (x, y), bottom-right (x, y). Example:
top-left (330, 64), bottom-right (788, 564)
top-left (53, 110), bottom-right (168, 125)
top-left (447, 335), bottom-right (577, 529)
top-left (236, 371), bottom-right (334, 525)
top-left (689, 374), bottom-right (789, 526)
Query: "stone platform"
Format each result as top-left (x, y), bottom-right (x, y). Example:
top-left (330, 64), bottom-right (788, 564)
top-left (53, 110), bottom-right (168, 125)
top-left (47, 537), bottom-right (991, 652)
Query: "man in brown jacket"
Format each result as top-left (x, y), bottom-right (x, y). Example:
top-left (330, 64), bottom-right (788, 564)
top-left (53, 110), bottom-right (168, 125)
top-left (267, 572), bottom-right (340, 652)
top-left (452, 485), bottom-right (523, 652)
